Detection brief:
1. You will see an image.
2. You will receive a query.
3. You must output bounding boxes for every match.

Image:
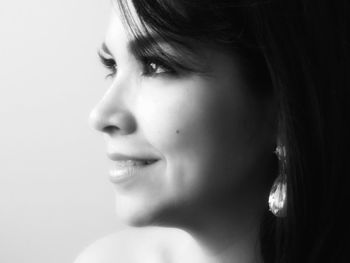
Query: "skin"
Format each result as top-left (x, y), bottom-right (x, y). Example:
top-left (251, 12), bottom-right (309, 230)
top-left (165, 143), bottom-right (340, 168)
top-left (84, 3), bottom-right (278, 263)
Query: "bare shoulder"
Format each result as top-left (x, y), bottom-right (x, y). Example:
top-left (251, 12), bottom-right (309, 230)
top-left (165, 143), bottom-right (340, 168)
top-left (73, 227), bottom-right (182, 263)
top-left (73, 229), bottom-right (132, 263)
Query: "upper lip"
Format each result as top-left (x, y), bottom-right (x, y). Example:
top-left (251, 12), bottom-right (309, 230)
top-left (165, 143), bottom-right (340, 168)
top-left (107, 152), bottom-right (160, 162)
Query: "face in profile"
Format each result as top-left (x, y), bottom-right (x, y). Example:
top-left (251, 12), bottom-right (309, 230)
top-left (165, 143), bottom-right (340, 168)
top-left (89, 3), bottom-right (277, 228)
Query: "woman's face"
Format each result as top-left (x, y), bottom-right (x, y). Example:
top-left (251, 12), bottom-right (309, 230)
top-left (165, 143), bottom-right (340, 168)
top-left (89, 6), bottom-right (277, 226)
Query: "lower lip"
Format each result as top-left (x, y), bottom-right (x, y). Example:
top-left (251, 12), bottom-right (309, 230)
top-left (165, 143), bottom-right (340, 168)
top-left (109, 161), bottom-right (159, 185)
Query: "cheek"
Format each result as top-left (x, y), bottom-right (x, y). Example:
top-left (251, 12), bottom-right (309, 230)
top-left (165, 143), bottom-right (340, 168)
top-left (135, 77), bottom-right (265, 200)
top-left (136, 77), bottom-right (239, 158)
top-left (135, 79), bottom-right (198, 152)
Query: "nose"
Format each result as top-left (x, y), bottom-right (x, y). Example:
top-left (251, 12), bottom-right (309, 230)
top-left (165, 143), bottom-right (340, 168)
top-left (89, 89), bottom-right (137, 136)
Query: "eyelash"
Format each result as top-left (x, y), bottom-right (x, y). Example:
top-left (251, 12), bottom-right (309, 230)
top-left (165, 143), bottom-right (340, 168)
top-left (98, 51), bottom-right (117, 79)
top-left (98, 51), bottom-right (177, 79)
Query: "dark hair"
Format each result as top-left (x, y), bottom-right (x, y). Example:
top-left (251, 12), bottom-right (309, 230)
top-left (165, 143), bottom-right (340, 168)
top-left (115, 0), bottom-right (350, 262)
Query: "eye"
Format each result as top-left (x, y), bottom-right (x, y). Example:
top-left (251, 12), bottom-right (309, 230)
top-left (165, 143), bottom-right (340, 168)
top-left (142, 57), bottom-right (176, 76)
top-left (98, 50), bottom-right (117, 79)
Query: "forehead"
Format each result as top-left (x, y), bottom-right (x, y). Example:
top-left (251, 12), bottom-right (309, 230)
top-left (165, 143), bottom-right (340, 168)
top-left (106, 0), bottom-right (159, 55)
top-left (111, 0), bottom-right (150, 39)
top-left (103, 12), bottom-right (126, 58)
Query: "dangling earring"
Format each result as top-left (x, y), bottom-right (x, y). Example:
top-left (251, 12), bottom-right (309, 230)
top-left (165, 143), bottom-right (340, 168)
top-left (268, 139), bottom-right (287, 217)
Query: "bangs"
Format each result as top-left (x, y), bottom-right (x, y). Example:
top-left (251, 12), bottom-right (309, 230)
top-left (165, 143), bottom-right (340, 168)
top-left (114, 0), bottom-right (253, 46)
top-left (113, 0), bottom-right (209, 74)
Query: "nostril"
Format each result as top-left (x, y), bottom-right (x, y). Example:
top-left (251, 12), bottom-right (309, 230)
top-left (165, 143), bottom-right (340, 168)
top-left (89, 104), bottom-right (137, 134)
top-left (88, 108), bottom-right (121, 133)
top-left (103, 126), bottom-right (120, 134)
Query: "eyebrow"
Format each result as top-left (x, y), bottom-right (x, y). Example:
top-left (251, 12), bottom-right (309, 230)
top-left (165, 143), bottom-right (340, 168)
top-left (128, 35), bottom-right (166, 57)
top-left (101, 35), bottom-right (166, 58)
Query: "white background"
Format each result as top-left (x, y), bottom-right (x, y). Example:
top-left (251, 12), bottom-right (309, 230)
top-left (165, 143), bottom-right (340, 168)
top-left (0, 1), bottom-right (124, 262)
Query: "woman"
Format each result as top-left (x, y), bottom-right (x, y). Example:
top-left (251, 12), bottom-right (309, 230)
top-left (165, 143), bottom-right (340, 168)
top-left (76, 0), bottom-right (349, 262)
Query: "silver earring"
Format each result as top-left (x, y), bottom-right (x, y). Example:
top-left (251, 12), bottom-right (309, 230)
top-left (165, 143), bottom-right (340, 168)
top-left (268, 140), bottom-right (287, 217)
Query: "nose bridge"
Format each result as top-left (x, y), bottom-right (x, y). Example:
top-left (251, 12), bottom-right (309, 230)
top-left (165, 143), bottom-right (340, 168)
top-left (89, 77), bottom-right (137, 134)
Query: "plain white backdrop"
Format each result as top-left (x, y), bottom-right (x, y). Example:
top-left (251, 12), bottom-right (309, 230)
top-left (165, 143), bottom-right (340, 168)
top-left (0, 1), bottom-right (124, 262)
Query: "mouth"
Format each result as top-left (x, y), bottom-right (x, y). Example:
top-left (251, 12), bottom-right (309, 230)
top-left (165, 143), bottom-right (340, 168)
top-left (108, 156), bottom-right (160, 185)
top-left (113, 159), bottom-right (158, 167)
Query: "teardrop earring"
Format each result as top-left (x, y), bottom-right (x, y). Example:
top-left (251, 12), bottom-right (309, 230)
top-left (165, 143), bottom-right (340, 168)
top-left (268, 139), bottom-right (287, 217)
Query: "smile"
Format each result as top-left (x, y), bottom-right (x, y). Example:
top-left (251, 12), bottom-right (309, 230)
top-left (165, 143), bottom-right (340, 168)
top-left (109, 159), bottom-right (159, 184)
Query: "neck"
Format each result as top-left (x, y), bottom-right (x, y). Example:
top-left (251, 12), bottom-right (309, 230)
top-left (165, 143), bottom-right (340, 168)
top-left (182, 208), bottom-right (263, 263)
top-left (156, 195), bottom-right (266, 263)
top-left (154, 174), bottom-right (270, 263)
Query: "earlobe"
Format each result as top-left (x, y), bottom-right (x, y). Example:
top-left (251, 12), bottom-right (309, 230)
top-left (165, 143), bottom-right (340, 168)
top-left (268, 137), bottom-right (287, 217)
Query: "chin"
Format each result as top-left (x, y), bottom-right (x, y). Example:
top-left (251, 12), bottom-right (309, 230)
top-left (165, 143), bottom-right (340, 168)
top-left (114, 195), bottom-right (164, 227)
top-left (114, 193), bottom-right (186, 228)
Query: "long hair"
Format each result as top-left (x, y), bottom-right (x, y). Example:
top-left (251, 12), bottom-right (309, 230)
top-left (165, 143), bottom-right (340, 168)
top-left (114, 0), bottom-right (350, 262)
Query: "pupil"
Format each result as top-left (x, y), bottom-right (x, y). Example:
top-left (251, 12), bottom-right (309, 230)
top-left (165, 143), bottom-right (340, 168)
top-left (150, 63), bottom-right (157, 71)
